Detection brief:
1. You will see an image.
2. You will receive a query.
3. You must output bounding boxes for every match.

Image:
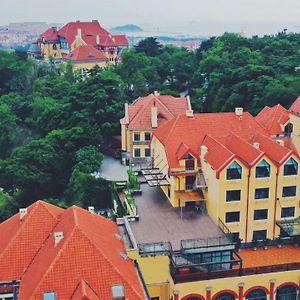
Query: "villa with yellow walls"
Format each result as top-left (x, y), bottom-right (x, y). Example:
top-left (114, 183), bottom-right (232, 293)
top-left (28, 20), bottom-right (128, 72)
top-left (118, 96), bottom-right (300, 300)
top-left (120, 92), bottom-right (191, 166)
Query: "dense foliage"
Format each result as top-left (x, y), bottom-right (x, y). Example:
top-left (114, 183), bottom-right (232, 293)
top-left (1, 33), bottom-right (300, 220)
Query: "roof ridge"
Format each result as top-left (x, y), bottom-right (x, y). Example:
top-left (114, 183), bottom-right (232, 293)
top-left (28, 226), bottom-right (78, 299)
top-left (164, 116), bottom-right (180, 145)
top-left (0, 201), bottom-right (42, 260)
top-left (154, 95), bottom-right (177, 118)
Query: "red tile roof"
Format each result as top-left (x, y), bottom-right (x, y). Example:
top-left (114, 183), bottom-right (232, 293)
top-left (70, 280), bottom-right (102, 300)
top-left (0, 201), bottom-right (62, 282)
top-left (0, 202), bottom-right (146, 300)
top-left (153, 111), bottom-right (297, 172)
top-left (120, 93), bottom-right (189, 130)
top-left (64, 45), bottom-right (107, 62)
top-left (154, 112), bottom-right (269, 169)
top-left (290, 95), bottom-right (300, 116)
top-left (41, 27), bottom-right (59, 41)
top-left (256, 104), bottom-right (290, 135)
top-left (40, 21), bottom-right (128, 47)
top-left (113, 35), bottom-right (129, 46)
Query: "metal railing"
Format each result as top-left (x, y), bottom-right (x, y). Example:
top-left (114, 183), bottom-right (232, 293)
top-left (138, 242), bottom-right (172, 257)
top-left (181, 236), bottom-right (233, 251)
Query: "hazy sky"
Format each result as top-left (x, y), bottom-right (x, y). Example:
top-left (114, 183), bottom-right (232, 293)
top-left (2, 0), bottom-right (300, 36)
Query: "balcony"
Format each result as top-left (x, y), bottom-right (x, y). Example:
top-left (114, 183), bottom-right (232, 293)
top-left (132, 140), bottom-right (149, 146)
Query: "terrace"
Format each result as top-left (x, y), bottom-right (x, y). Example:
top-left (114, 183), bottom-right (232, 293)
top-left (125, 184), bottom-right (225, 251)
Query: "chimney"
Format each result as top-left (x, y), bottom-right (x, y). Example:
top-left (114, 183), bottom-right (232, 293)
top-left (151, 105), bottom-right (158, 128)
top-left (19, 208), bottom-right (27, 221)
top-left (200, 145), bottom-right (208, 159)
top-left (124, 103), bottom-right (129, 124)
top-left (153, 91), bottom-right (160, 97)
top-left (253, 142), bottom-right (260, 149)
top-left (96, 35), bottom-right (100, 45)
top-left (88, 206), bottom-right (95, 214)
top-left (276, 140), bottom-right (285, 147)
top-left (54, 232), bottom-right (64, 246)
top-left (186, 95), bottom-right (192, 110)
top-left (186, 110), bottom-right (194, 118)
top-left (51, 26), bottom-right (57, 33)
top-left (92, 19), bottom-right (98, 23)
top-left (77, 28), bottom-right (82, 39)
top-left (235, 107), bottom-right (244, 117)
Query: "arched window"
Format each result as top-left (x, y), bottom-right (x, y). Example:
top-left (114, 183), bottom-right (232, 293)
top-left (246, 289), bottom-right (267, 300)
top-left (227, 162), bottom-right (242, 180)
top-left (255, 160), bottom-right (270, 178)
top-left (284, 158), bottom-right (298, 176)
top-left (215, 293), bottom-right (236, 300)
top-left (276, 285), bottom-right (298, 300)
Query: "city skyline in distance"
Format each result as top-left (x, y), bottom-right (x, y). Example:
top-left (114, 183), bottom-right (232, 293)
top-left (2, 0), bottom-right (300, 37)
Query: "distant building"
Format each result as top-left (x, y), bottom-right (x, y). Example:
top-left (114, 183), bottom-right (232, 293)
top-left (28, 20), bottom-right (128, 72)
top-left (0, 201), bottom-right (148, 299)
top-left (120, 91), bottom-right (191, 167)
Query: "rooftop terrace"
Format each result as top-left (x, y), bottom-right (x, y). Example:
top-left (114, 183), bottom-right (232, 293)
top-left (126, 184), bottom-right (225, 251)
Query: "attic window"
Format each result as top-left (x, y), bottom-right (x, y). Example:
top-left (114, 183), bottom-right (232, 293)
top-left (112, 284), bottom-right (125, 299)
top-left (43, 292), bottom-right (57, 300)
top-left (88, 52), bottom-right (95, 57)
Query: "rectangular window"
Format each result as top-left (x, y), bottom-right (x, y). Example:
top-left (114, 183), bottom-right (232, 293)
top-left (225, 211), bottom-right (240, 223)
top-left (282, 186), bottom-right (296, 197)
top-left (232, 232), bottom-right (240, 242)
top-left (133, 133), bottom-right (140, 141)
top-left (145, 132), bottom-right (151, 141)
top-left (226, 190), bottom-right (241, 202)
top-left (145, 148), bottom-right (151, 157)
top-left (134, 148), bottom-right (141, 157)
top-left (255, 188), bottom-right (269, 200)
top-left (185, 176), bottom-right (196, 190)
top-left (281, 207), bottom-right (295, 218)
top-left (253, 230), bottom-right (267, 241)
top-left (254, 209), bottom-right (268, 220)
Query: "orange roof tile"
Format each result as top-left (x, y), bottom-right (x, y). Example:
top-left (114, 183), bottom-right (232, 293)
top-left (70, 280), bottom-right (102, 300)
top-left (120, 93), bottom-right (189, 130)
top-left (239, 245), bottom-right (300, 268)
top-left (65, 45), bottom-right (107, 62)
top-left (19, 205), bottom-right (145, 300)
top-left (0, 201), bottom-right (62, 282)
top-left (290, 95), bottom-right (300, 116)
top-left (153, 112), bottom-right (270, 169)
top-left (256, 104), bottom-right (290, 135)
top-left (252, 133), bottom-right (294, 165)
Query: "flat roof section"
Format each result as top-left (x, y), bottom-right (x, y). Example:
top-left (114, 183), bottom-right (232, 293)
top-left (239, 245), bottom-right (300, 268)
top-left (129, 185), bottom-right (225, 251)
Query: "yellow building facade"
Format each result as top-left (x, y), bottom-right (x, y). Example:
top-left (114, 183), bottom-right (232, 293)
top-left (119, 100), bottom-right (300, 300)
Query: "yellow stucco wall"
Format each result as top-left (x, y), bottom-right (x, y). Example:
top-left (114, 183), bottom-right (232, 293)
top-left (175, 270), bottom-right (299, 300)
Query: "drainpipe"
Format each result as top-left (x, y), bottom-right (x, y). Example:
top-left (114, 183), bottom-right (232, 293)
top-left (273, 170), bottom-right (279, 239)
top-left (238, 283), bottom-right (245, 300)
top-left (269, 279), bottom-right (276, 300)
top-left (245, 170), bottom-right (251, 243)
top-left (206, 287), bottom-right (212, 300)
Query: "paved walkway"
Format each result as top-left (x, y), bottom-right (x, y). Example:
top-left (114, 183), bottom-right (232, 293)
top-left (94, 155), bottom-right (129, 181)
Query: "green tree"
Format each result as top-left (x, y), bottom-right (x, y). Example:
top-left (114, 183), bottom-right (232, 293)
top-left (135, 37), bottom-right (163, 56)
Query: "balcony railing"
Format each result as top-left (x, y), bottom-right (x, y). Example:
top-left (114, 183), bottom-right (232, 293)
top-left (171, 256), bottom-right (300, 283)
top-left (132, 140), bottom-right (149, 145)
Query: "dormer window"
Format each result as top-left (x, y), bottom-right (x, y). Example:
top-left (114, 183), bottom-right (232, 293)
top-left (184, 154), bottom-right (194, 170)
top-left (227, 161), bottom-right (242, 180)
top-left (284, 158), bottom-right (298, 176)
top-left (112, 284), bottom-right (125, 300)
top-left (255, 159), bottom-right (270, 178)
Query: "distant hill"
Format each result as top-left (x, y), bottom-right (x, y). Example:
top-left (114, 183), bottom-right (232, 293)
top-left (110, 24), bottom-right (143, 33)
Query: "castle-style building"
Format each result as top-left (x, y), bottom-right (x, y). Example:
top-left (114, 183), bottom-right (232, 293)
top-left (27, 20), bottom-right (128, 73)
